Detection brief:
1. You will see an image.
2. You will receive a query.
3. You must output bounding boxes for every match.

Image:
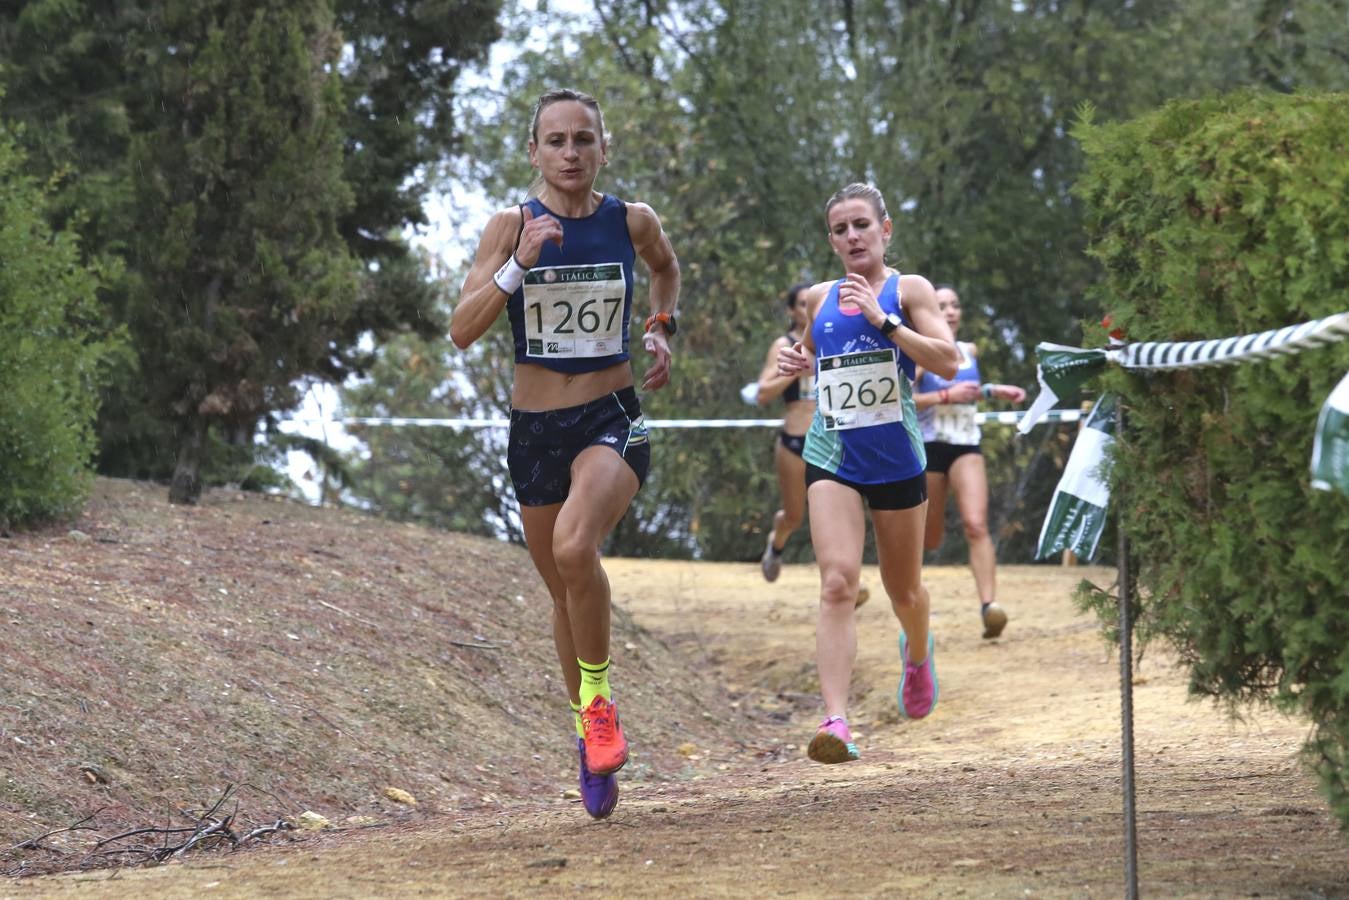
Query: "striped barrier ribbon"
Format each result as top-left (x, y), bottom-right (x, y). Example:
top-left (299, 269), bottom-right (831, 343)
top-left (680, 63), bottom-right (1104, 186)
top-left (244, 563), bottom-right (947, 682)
top-left (1113, 310), bottom-right (1349, 370)
top-left (1019, 311), bottom-right (1349, 435)
top-left (1018, 311), bottom-right (1349, 496)
top-left (287, 409), bottom-right (1084, 430)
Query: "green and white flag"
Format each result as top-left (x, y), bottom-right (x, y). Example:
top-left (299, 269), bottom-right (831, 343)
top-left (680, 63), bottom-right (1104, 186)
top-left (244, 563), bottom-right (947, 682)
top-left (1017, 344), bottom-right (1109, 435)
top-left (1036, 394), bottom-right (1117, 561)
top-left (1311, 371), bottom-right (1349, 496)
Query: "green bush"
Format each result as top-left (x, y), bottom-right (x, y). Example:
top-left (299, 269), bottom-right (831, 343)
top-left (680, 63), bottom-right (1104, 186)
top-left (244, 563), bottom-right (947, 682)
top-left (0, 124), bottom-right (122, 528)
top-left (1073, 91), bottom-right (1349, 827)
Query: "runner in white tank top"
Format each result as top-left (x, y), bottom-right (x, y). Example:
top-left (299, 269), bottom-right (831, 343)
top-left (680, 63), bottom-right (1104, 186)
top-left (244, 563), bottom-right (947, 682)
top-left (912, 286), bottom-right (1026, 639)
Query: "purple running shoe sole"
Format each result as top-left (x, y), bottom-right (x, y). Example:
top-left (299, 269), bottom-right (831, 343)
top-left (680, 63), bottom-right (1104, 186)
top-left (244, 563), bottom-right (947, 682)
top-left (577, 738), bottom-right (619, 819)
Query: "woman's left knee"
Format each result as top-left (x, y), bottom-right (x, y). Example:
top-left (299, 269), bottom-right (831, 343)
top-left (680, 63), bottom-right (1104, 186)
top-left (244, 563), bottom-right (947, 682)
top-left (553, 532), bottom-right (600, 582)
top-left (962, 518), bottom-right (989, 542)
top-left (888, 584), bottom-right (925, 611)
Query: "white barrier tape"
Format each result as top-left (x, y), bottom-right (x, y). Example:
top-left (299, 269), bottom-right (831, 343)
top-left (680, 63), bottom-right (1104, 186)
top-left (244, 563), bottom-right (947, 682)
top-left (284, 409), bottom-right (1082, 430)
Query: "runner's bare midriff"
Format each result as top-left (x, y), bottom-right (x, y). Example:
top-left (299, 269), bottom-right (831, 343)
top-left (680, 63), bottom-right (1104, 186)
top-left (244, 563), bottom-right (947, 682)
top-left (511, 360), bottom-right (635, 412)
top-left (782, 398), bottom-right (814, 435)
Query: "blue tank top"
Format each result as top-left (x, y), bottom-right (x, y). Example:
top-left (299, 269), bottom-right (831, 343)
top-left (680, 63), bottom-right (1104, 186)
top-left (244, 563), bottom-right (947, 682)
top-left (916, 342), bottom-right (983, 445)
top-left (803, 274), bottom-right (926, 484)
top-left (507, 195), bottom-right (636, 374)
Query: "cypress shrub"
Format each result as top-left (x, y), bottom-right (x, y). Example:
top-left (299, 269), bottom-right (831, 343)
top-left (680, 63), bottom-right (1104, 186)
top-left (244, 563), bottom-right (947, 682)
top-left (0, 124), bottom-right (122, 528)
top-left (1073, 91), bottom-right (1349, 827)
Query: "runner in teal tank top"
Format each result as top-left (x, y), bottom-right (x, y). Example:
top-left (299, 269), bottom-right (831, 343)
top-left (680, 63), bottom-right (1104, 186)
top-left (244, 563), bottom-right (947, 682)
top-left (777, 183), bottom-right (960, 764)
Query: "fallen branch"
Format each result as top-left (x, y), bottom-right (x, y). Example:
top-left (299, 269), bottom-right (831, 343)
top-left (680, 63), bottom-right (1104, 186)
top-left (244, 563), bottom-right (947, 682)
top-left (7, 810), bottom-right (104, 853)
top-left (93, 825), bottom-right (196, 849)
top-left (54, 785), bottom-right (297, 871)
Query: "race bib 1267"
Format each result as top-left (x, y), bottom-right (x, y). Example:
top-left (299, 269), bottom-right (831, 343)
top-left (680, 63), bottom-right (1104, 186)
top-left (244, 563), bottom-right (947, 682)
top-left (522, 263), bottom-right (627, 358)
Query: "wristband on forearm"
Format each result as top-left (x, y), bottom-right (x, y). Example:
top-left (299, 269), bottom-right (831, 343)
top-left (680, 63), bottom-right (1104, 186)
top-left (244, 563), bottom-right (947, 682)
top-left (492, 255), bottom-right (527, 295)
top-left (981, 383), bottom-right (994, 399)
top-left (939, 388), bottom-right (949, 404)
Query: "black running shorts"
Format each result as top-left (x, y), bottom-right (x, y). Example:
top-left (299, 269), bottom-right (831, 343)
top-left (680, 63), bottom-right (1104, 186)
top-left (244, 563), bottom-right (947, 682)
top-left (923, 441), bottom-right (981, 475)
top-left (778, 431), bottom-right (806, 459)
top-left (805, 464), bottom-right (927, 511)
top-left (507, 386), bottom-right (650, 507)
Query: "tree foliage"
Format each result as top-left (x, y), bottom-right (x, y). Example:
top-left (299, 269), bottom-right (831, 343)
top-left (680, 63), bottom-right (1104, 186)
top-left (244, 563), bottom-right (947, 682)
top-left (0, 123), bottom-right (122, 528)
top-left (341, 270), bottom-right (523, 542)
top-left (328, 0), bottom-right (502, 357)
top-left (120, 2), bottom-right (361, 503)
top-left (0, 0), bottom-right (503, 501)
top-left (1073, 90), bottom-right (1349, 828)
top-left (347, 0), bottom-right (1347, 560)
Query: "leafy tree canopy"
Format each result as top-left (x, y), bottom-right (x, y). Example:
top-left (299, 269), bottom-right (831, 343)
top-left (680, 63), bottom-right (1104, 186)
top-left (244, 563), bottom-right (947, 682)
top-left (354, 0), bottom-right (1346, 559)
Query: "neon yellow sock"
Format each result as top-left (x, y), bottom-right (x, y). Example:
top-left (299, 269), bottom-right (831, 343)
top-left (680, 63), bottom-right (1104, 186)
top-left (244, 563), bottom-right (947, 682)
top-left (570, 701), bottom-right (584, 738)
top-left (577, 657), bottom-right (611, 707)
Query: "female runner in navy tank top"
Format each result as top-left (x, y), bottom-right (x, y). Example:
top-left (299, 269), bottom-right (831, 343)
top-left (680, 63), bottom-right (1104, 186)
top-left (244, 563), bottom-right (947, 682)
top-left (450, 89), bottom-right (681, 818)
top-left (777, 183), bottom-right (959, 765)
top-left (752, 283), bottom-right (815, 582)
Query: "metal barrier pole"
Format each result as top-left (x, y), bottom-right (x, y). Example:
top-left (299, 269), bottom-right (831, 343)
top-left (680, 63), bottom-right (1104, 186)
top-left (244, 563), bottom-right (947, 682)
top-left (1117, 401), bottom-right (1139, 898)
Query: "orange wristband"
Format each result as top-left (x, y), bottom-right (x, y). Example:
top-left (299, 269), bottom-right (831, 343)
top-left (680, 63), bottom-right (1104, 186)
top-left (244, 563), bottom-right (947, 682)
top-left (644, 312), bottom-right (677, 336)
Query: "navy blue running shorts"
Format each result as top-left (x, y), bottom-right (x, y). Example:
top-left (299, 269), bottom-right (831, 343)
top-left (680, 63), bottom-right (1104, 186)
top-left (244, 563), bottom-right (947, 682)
top-left (805, 464), bottom-right (927, 511)
top-left (778, 431), bottom-right (806, 459)
top-left (507, 386), bottom-right (650, 507)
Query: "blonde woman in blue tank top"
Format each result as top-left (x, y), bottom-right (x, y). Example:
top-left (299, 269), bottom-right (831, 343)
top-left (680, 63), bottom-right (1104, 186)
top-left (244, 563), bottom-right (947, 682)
top-left (451, 89), bottom-right (680, 818)
top-left (914, 286), bottom-right (1026, 640)
top-left (777, 183), bottom-right (959, 764)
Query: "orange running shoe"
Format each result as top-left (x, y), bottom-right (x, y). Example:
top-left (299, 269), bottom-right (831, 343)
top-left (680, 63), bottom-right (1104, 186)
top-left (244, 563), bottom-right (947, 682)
top-left (580, 695), bottom-right (629, 775)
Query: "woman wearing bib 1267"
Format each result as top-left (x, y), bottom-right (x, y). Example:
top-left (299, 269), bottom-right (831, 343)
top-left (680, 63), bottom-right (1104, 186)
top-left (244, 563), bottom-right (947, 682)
top-left (450, 89), bottom-right (680, 817)
top-left (777, 183), bottom-right (958, 764)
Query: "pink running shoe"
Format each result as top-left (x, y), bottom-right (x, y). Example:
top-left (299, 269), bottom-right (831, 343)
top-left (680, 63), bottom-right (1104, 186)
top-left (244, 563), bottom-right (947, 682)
top-left (807, 715), bottom-right (860, 764)
top-left (898, 632), bottom-right (938, 719)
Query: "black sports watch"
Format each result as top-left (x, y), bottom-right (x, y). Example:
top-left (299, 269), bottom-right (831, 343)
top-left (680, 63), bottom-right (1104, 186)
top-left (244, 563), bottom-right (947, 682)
top-left (880, 313), bottom-right (902, 337)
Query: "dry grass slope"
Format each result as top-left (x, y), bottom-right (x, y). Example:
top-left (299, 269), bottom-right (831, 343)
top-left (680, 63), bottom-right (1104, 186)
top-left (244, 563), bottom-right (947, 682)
top-left (0, 479), bottom-right (763, 875)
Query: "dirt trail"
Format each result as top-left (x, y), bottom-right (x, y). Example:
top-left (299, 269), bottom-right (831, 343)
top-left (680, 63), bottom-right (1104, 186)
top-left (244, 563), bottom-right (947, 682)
top-left (11, 560), bottom-right (1348, 899)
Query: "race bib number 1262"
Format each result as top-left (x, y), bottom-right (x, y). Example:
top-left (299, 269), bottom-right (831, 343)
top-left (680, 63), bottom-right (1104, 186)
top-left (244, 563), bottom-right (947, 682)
top-left (523, 263), bottom-right (627, 358)
top-left (816, 348), bottom-right (903, 430)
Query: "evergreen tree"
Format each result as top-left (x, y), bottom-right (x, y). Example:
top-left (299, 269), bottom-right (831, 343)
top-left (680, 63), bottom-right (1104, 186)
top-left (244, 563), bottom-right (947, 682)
top-left (105, 1), bottom-right (358, 503)
top-left (323, 0), bottom-right (503, 371)
top-left (0, 0), bottom-right (504, 499)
